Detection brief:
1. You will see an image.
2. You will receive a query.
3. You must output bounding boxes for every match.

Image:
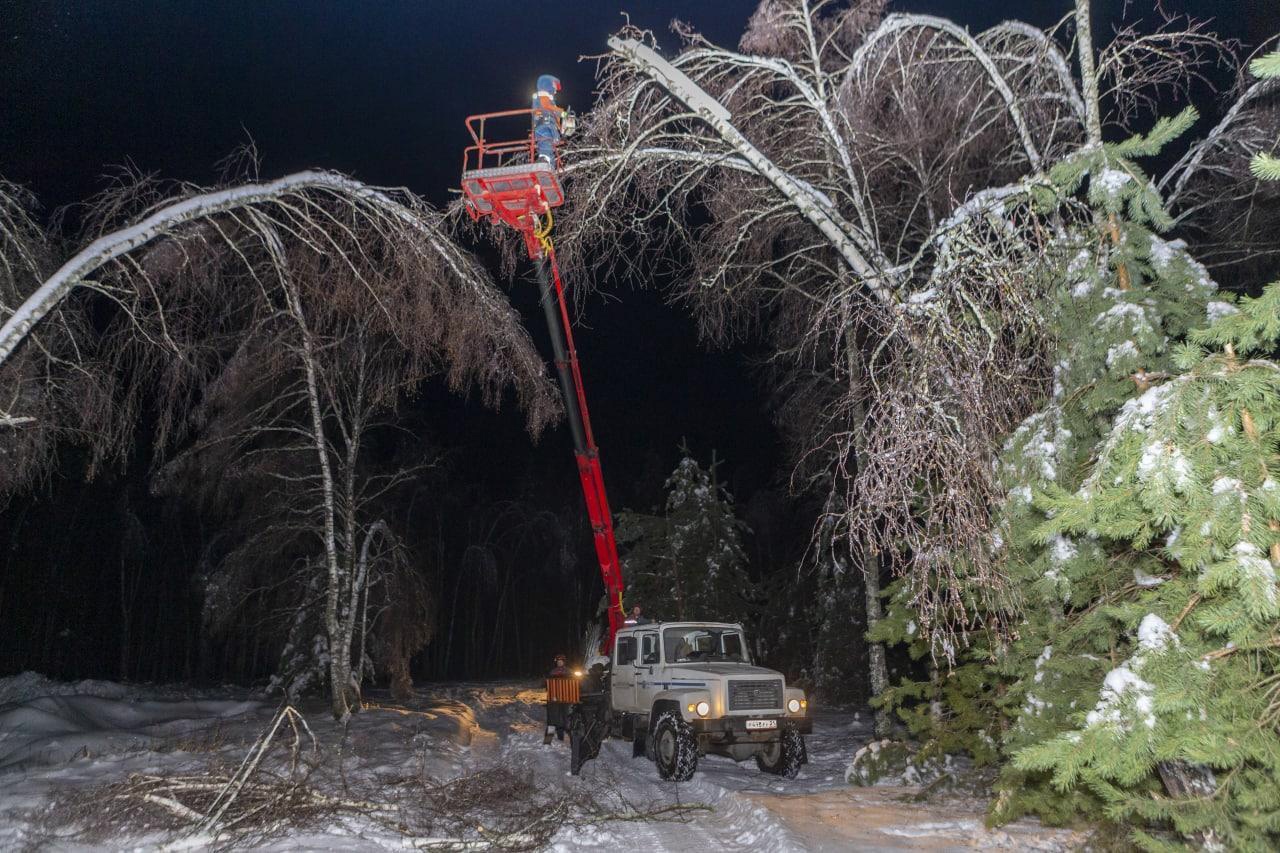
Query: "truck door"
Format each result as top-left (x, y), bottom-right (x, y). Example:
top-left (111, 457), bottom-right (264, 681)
top-left (612, 634), bottom-right (638, 712)
top-left (635, 630), bottom-right (661, 712)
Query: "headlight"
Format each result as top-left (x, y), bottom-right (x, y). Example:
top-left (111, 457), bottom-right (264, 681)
top-left (695, 701), bottom-right (711, 717)
top-left (573, 669), bottom-right (584, 678)
top-left (787, 698), bottom-right (802, 714)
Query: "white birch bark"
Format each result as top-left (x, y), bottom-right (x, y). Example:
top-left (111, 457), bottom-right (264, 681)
top-left (607, 37), bottom-right (898, 304)
top-left (1073, 0), bottom-right (1104, 148)
top-left (280, 278), bottom-right (349, 719)
top-left (0, 171), bottom-right (455, 368)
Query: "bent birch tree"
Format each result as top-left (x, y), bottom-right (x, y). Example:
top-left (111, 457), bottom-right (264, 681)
top-left (0, 166), bottom-right (558, 717)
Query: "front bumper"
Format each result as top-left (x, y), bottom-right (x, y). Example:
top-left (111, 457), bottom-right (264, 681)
top-left (689, 715), bottom-right (812, 742)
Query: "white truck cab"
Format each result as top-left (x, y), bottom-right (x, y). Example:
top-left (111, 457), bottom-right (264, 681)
top-left (608, 621), bottom-right (810, 780)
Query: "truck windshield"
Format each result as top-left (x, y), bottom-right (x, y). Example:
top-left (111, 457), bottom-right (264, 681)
top-left (663, 627), bottom-right (749, 663)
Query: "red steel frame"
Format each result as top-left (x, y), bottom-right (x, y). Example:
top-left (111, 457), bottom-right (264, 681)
top-left (460, 110), bottom-right (628, 650)
top-left (460, 109), bottom-right (564, 257)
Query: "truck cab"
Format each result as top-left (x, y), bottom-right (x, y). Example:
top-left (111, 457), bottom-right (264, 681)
top-left (608, 621), bottom-right (810, 780)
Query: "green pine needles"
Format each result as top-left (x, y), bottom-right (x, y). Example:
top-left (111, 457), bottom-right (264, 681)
top-left (1250, 47), bottom-right (1280, 181)
top-left (1012, 290), bottom-right (1280, 848)
top-left (871, 101), bottom-right (1280, 848)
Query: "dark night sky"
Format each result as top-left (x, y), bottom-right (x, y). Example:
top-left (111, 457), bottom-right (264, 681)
top-left (1, 0), bottom-right (789, 504)
top-left (5, 2), bottom-right (1277, 213)
top-left (2, 1), bottom-right (1278, 681)
top-left (5, 0), bottom-right (1274, 494)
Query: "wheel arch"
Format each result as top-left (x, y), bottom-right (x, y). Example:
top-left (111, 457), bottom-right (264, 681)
top-left (650, 689), bottom-right (713, 727)
top-left (648, 697), bottom-right (682, 735)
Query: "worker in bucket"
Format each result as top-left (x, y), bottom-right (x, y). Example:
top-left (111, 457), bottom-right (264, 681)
top-left (531, 74), bottom-right (566, 164)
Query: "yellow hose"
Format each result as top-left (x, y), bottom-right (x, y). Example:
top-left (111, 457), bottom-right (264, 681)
top-left (534, 210), bottom-right (555, 254)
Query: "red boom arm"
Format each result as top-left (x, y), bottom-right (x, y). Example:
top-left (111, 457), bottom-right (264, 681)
top-left (458, 108), bottom-right (627, 651)
top-left (533, 248), bottom-right (627, 650)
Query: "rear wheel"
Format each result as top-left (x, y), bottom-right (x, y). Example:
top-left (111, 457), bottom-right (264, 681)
top-left (568, 704), bottom-right (606, 775)
top-left (652, 711), bottom-right (698, 781)
top-left (569, 713), bottom-right (588, 774)
top-left (756, 726), bottom-right (806, 778)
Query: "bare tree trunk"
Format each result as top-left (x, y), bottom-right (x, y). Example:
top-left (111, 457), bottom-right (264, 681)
top-left (283, 281), bottom-right (351, 719)
top-left (1073, 0), bottom-right (1104, 148)
top-left (861, 547), bottom-right (889, 736)
top-left (356, 570), bottom-right (370, 691)
top-left (346, 518), bottom-right (389, 702)
top-left (847, 336), bottom-right (890, 737)
top-left (812, 487), bottom-right (869, 707)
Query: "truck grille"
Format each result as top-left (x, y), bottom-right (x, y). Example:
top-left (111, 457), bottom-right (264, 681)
top-left (729, 679), bottom-right (783, 711)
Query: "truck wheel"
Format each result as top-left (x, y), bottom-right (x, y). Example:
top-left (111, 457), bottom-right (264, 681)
top-left (755, 727), bottom-right (806, 779)
top-left (569, 714), bottom-right (587, 775)
top-left (652, 711), bottom-right (698, 781)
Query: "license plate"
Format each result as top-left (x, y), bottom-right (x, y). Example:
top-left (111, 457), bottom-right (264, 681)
top-left (745, 719), bottom-right (777, 730)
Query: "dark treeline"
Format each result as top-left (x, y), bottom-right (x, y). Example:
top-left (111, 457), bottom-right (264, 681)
top-left (0, 287), bottom-right (800, 687)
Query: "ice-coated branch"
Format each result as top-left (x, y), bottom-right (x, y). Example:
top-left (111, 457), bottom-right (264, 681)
top-left (989, 21), bottom-right (1087, 122)
top-left (608, 36), bottom-right (897, 304)
top-left (676, 45), bottom-right (873, 232)
top-left (0, 170), bottom-right (445, 368)
top-left (1161, 76), bottom-right (1280, 205)
top-left (843, 14), bottom-right (1045, 170)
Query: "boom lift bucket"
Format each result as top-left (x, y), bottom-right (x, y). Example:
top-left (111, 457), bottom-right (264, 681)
top-left (460, 110), bottom-right (565, 258)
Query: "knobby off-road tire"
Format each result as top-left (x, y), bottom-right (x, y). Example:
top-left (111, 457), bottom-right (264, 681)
top-left (569, 706), bottom-right (605, 775)
top-left (755, 726), bottom-right (806, 779)
top-left (570, 713), bottom-right (587, 775)
top-left (653, 711), bottom-right (698, 781)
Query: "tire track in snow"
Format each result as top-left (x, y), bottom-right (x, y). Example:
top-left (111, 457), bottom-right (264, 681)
top-left (450, 682), bottom-right (821, 852)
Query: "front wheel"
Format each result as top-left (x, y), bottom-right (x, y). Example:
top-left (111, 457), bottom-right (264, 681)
top-left (756, 726), bottom-right (806, 778)
top-left (652, 711), bottom-right (698, 781)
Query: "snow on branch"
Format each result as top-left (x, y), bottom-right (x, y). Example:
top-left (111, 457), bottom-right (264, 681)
top-left (608, 36), bottom-right (895, 299)
top-left (842, 14), bottom-right (1046, 171)
top-left (0, 170), bottom-right (514, 369)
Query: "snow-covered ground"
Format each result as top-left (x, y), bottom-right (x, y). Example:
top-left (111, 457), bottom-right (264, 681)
top-left (0, 673), bottom-right (1081, 851)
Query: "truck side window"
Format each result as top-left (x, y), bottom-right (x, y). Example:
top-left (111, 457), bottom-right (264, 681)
top-left (641, 633), bottom-right (660, 664)
top-left (616, 636), bottom-right (636, 665)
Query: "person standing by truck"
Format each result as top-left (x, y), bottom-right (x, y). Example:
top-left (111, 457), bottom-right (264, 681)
top-left (544, 653), bottom-right (570, 744)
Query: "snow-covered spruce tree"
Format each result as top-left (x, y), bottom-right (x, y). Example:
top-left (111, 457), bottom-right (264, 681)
top-left (617, 446), bottom-right (751, 623)
top-left (1009, 291), bottom-right (1280, 850)
top-left (989, 111), bottom-right (1233, 826)
top-left (866, 106), bottom-right (1230, 789)
top-left (1003, 46), bottom-right (1280, 850)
